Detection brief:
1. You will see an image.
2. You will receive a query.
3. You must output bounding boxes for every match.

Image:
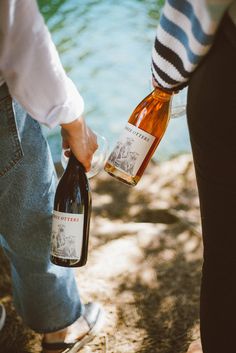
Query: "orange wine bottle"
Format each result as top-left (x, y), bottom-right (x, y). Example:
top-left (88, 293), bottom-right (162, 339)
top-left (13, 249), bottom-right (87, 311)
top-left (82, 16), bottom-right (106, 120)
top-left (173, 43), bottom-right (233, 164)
top-left (104, 87), bottom-right (173, 186)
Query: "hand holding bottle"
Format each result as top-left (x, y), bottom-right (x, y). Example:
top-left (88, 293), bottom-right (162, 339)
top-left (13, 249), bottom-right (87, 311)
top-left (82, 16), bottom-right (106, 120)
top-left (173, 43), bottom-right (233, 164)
top-left (52, 117), bottom-right (107, 268)
top-left (60, 116), bottom-right (98, 172)
top-left (50, 153), bottom-right (91, 267)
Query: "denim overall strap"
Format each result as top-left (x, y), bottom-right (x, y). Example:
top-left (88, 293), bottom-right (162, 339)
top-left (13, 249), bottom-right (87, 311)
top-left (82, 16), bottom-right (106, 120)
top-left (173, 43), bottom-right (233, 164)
top-left (0, 91), bottom-right (82, 332)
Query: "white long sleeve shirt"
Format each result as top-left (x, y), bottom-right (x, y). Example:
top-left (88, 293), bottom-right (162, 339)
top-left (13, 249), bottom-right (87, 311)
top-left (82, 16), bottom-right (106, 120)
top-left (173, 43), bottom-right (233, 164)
top-left (0, 0), bottom-right (84, 128)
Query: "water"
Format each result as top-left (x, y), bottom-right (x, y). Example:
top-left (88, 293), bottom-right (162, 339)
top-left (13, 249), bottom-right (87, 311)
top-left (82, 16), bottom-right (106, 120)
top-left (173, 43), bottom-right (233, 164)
top-left (38, 0), bottom-right (191, 163)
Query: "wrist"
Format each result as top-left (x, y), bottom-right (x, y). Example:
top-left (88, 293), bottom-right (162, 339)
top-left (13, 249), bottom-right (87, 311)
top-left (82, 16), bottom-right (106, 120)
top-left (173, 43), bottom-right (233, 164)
top-left (60, 116), bottom-right (83, 132)
top-left (152, 78), bottom-right (178, 95)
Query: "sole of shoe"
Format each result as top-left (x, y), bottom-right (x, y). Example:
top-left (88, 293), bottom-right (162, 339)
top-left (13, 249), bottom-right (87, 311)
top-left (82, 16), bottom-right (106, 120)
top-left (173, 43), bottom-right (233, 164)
top-left (0, 304), bottom-right (6, 331)
top-left (63, 306), bottom-right (106, 353)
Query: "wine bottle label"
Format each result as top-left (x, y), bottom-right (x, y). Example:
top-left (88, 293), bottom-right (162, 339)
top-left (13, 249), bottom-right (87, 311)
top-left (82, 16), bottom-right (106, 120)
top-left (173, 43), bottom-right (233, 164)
top-left (108, 123), bottom-right (155, 176)
top-left (51, 210), bottom-right (84, 260)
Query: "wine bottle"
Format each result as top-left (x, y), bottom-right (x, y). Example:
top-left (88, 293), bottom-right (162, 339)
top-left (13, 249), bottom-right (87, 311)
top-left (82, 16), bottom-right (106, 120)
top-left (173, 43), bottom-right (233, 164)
top-left (50, 154), bottom-right (91, 267)
top-left (104, 87), bottom-right (173, 186)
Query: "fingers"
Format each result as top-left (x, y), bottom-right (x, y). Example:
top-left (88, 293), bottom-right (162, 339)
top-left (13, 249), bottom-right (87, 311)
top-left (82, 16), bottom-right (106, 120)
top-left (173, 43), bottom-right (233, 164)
top-left (61, 129), bottom-right (70, 150)
top-left (62, 140), bottom-right (70, 150)
top-left (80, 157), bottom-right (91, 172)
top-left (89, 129), bottom-right (98, 152)
top-left (60, 121), bottom-right (98, 172)
top-left (152, 77), bottom-right (159, 89)
top-left (76, 137), bottom-right (98, 172)
top-left (64, 150), bottom-right (71, 158)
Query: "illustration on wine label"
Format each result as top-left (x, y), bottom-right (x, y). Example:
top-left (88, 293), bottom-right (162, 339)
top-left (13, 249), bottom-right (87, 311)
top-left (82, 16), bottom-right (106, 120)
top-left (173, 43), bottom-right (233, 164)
top-left (51, 211), bottom-right (84, 260)
top-left (108, 123), bottom-right (155, 177)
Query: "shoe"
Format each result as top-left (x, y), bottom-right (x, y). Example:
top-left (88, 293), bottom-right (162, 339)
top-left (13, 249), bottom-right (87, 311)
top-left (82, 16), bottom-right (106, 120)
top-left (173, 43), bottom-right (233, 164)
top-left (42, 302), bottom-right (105, 353)
top-left (186, 338), bottom-right (202, 353)
top-left (0, 303), bottom-right (6, 331)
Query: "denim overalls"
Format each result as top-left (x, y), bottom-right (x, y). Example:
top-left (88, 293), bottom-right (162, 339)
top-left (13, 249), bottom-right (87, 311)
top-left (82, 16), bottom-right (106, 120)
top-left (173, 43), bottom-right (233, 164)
top-left (0, 84), bottom-right (82, 332)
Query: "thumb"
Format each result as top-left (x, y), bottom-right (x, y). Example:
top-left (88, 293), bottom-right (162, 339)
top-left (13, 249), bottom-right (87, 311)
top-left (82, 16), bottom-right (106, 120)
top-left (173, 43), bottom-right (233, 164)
top-left (61, 129), bottom-right (70, 150)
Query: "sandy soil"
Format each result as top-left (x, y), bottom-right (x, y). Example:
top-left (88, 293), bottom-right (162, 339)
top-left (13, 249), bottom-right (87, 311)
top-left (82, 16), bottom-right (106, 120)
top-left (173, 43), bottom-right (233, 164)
top-left (0, 154), bottom-right (202, 353)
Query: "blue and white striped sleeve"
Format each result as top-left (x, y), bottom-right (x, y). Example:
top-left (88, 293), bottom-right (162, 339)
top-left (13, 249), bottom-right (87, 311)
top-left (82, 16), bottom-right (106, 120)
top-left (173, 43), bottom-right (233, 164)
top-left (151, 0), bottom-right (232, 92)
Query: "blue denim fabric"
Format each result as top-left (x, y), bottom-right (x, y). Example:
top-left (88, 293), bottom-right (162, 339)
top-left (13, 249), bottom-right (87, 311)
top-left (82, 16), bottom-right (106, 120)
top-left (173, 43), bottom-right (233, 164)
top-left (0, 84), bottom-right (82, 333)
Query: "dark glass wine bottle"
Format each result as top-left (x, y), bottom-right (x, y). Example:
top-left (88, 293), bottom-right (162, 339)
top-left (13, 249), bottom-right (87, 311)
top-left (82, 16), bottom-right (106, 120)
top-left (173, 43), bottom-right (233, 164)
top-left (50, 154), bottom-right (91, 267)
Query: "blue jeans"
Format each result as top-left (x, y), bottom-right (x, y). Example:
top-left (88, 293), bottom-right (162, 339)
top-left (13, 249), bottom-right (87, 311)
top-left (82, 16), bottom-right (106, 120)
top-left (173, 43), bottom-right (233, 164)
top-left (0, 84), bottom-right (82, 333)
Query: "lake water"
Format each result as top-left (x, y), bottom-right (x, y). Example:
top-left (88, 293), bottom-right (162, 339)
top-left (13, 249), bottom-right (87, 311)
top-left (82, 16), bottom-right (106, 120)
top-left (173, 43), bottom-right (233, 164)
top-left (38, 0), bottom-right (191, 163)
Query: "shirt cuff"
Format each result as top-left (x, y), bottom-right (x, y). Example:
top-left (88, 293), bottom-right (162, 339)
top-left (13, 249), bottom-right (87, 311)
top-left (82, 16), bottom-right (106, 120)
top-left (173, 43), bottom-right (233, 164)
top-left (46, 93), bottom-right (85, 129)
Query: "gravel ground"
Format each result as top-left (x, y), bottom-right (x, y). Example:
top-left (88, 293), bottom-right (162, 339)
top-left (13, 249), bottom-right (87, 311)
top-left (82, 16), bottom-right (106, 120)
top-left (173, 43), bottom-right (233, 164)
top-left (0, 155), bottom-right (202, 353)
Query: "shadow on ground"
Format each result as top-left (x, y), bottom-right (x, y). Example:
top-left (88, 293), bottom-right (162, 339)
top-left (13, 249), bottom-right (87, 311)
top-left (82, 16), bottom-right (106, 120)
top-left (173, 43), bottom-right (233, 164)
top-left (0, 155), bottom-right (202, 353)
top-left (114, 224), bottom-right (202, 353)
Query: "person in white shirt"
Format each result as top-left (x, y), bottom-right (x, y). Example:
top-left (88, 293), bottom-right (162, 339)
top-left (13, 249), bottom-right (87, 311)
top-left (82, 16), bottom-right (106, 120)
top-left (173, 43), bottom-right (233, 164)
top-left (0, 1), bottom-right (104, 352)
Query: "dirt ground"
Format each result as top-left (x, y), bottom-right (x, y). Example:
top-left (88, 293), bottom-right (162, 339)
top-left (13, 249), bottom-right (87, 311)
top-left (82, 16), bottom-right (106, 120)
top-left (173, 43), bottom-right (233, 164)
top-left (0, 155), bottom-right (202, 353)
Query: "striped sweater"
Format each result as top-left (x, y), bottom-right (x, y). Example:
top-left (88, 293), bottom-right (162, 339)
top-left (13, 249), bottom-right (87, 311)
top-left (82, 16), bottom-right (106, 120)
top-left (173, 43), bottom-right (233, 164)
top-left (151, 0), bottom-right (236, 91)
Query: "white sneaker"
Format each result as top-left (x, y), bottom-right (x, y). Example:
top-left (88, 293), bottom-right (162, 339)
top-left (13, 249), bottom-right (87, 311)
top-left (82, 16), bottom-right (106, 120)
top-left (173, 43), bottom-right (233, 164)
top-left (0, 303), bottom-right (6, 331)
top-left (42, 302), bottom-right (106, 353)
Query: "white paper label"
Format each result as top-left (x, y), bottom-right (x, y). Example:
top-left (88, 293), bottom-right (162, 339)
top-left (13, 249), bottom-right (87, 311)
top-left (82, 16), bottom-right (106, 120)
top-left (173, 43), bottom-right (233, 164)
top-left (51, 211), bottom-right (84, 260)
top-left (108, 123), bottom-right (155, 176)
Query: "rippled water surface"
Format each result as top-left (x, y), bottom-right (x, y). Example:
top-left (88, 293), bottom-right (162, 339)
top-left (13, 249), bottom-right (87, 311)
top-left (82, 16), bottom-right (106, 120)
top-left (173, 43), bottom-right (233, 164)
top-left (38, 0), bottom-right (191, 162)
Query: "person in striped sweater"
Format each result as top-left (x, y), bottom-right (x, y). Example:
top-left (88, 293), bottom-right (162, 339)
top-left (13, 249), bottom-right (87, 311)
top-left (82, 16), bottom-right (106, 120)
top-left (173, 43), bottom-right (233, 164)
top-left (152, 0), bottom-right (236, 91)
top-left (152, 1), bottom-right (236, 353)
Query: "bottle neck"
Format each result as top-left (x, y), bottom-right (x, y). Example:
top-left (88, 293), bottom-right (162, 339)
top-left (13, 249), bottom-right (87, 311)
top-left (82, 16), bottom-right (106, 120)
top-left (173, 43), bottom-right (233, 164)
top-left (152, 86), bottom-right (173, 101)
top-left (67, 154), bottom-right (85, 172)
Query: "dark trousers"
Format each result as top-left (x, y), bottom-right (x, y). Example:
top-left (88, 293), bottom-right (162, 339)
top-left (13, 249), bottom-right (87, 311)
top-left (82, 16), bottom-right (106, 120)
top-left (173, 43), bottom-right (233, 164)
top-left (187, 14), bottom-right (236, 353)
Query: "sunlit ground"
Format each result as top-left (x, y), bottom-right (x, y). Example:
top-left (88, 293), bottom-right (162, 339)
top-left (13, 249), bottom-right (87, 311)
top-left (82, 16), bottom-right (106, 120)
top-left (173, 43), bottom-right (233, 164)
top-left (0, 155), bottom-right (202, 353)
